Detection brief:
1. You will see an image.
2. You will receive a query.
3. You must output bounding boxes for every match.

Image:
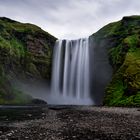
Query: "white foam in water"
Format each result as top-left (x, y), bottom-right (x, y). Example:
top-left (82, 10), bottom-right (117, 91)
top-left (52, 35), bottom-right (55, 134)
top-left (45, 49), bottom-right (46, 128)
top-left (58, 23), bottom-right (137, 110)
top-left (50, 37), bottom-right (94, 105)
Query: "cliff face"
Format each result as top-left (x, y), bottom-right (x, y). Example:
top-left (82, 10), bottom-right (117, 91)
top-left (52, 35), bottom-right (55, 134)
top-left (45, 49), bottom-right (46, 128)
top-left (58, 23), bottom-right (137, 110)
top-left (92, 16), bottom-right (140, 106)
top-left (1, 16), bottom-right (140, 106)
top-left (0, 17), bottom-right (56, 104)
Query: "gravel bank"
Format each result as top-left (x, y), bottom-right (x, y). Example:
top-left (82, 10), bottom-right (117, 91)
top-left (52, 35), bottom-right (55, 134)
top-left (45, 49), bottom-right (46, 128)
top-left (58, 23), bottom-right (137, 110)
top-left (0, 106), bottom-right (140, 140)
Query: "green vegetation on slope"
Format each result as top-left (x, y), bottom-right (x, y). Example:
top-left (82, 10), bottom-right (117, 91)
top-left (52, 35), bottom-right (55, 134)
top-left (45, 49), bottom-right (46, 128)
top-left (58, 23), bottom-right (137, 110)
top-left (0, 17), bottom-right (56, 104)
top-left (94, 16), bottom-right (140, 106)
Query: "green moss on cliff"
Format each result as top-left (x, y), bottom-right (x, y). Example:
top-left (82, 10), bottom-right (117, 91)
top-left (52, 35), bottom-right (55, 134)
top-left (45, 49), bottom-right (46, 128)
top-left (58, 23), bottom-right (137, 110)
top-left (105, 49), bottom-right (140, 106)
top-left (0, 17), bottom-right (56, 104)
top-left (0, 17), bottom-right (56, 77)
top-left (99, 16), bottom-right (140, 106)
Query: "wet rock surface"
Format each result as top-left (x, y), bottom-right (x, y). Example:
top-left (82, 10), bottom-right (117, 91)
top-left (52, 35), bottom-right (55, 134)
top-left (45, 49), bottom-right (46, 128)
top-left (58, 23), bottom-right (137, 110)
top-left (0, 106), bottom-right (140, 140)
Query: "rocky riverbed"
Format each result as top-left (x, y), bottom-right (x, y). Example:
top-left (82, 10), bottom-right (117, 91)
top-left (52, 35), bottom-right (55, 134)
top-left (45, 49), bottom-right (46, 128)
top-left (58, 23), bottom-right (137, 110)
top-left (0, 106), bottom-right (140, 140)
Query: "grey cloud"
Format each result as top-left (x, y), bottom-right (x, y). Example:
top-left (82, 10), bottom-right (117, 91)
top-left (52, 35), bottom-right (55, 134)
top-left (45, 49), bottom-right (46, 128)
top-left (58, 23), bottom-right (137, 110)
top-left (0, 0), bottom-right (140, 39)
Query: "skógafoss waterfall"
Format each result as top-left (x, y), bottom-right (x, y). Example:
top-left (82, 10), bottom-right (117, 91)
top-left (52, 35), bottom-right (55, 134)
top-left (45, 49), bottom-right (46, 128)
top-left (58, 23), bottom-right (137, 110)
top-left (50, 37), bottom-right (94, 105)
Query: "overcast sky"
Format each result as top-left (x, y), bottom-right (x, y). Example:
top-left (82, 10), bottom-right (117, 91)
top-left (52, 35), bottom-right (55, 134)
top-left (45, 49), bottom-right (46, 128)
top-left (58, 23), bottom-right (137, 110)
top-left (0, 0), bottom-right (140, 39)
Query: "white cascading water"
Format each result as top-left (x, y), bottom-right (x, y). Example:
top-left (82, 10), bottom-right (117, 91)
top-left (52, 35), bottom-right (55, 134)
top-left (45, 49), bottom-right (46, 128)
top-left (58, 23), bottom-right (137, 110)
top-left (49, 37), bottom-right (94, 105)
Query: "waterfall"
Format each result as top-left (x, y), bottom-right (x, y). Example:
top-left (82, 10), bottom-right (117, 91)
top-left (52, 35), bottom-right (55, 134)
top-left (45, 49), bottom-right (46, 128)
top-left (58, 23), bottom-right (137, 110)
top-left (50, 37), bottom-right (94, 105)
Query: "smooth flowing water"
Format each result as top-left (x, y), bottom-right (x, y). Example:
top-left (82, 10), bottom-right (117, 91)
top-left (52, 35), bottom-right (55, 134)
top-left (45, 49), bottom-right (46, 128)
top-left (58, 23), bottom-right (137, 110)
top-left (50, 38), bottom-right (93, 105)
